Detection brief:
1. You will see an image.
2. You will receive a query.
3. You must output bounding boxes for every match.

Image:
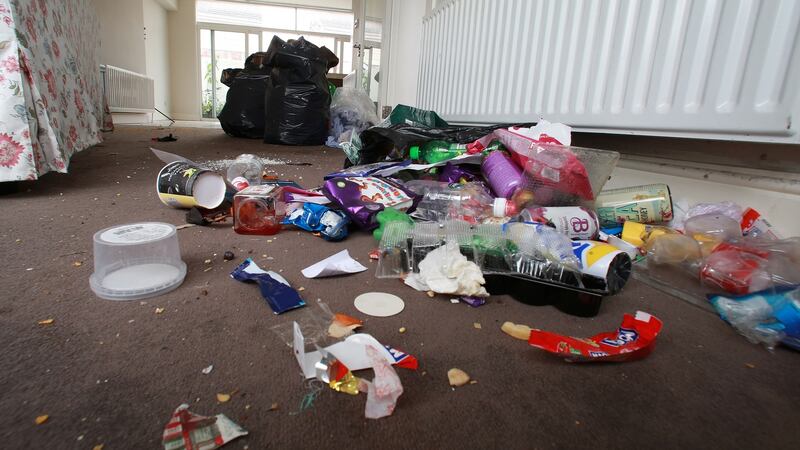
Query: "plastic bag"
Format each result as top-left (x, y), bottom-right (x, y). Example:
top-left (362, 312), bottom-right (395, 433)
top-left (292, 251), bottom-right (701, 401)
top-left (218, 52), bottom-right (271, 139)
top-left (263, 36), bottom-right (339, 145)
top-left (351, 104), bottom-right (519, 165)
top-left (677, 201), bottom-right (743, 231)
top-left (327, 87), bottom-right (379, 148)
top-left (471, 128), bottom-right (618, 204)
top-left (709, 285), bottom-right (800, 350)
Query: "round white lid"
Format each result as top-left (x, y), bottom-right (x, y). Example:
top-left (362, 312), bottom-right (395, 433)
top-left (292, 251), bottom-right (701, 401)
top-left (353, 292), bottom-right (405, 317)
top-left (97, 222), bottom-right (175, 245)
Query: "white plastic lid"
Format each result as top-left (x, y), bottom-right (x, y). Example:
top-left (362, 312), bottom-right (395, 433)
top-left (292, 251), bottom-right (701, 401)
top-left (493, 198), bottom-right (509, 217)
top-left (90, 223), bottom-right (187, 301)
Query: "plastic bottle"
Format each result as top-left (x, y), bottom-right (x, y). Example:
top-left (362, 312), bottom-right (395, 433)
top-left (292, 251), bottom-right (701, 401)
top-left (410, 182), bottom-right (516, 224)
top-left (481, 150), bottom-right (525, 199)
top-left (409, 140), bottom-right (468, 164)
top-left (227, 154), bottom-right (263, 186)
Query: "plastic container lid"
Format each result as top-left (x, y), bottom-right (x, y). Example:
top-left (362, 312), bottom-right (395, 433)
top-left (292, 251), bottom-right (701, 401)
top-left (89, 222), bottom-right (187, 301)
top-left (409, 145), bottom-right (420, 160)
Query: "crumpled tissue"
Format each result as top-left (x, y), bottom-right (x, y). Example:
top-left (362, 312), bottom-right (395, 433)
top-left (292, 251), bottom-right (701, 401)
top-left (404, 242), bottom-right (489, 297)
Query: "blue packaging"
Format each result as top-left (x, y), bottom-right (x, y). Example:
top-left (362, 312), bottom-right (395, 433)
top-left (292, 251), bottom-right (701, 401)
top-left (230, 259), bottom-right (306, 314)
top-left (708, 284), bottom-right (800, 350)
top-left (282, 203), bottom-right (350, 241)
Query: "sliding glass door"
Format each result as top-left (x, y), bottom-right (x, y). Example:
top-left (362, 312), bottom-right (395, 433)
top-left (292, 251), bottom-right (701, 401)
top-left (200, 29), bottom-right (249, 118)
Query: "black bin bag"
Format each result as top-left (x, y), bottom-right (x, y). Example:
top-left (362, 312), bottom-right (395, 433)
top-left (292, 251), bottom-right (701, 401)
top-left (217, 53), bottom-right (270, 139)
top-left (263, 36), bottom-right (339, 145)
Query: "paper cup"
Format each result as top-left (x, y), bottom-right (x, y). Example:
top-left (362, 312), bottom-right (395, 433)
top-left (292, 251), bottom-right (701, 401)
top-left (156, 161), bottom-right (226, 209)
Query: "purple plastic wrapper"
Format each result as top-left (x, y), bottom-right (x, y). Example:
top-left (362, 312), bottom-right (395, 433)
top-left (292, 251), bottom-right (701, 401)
top-left (438, 163), bottom-right (481, 184)
top-left (322, 176), bottom-right (419, 230)
top-left (459, 296), bottom-right (487, 308)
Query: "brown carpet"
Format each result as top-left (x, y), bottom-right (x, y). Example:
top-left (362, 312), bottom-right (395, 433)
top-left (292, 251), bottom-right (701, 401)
top-left (2, 125), bottom-right (799, 449)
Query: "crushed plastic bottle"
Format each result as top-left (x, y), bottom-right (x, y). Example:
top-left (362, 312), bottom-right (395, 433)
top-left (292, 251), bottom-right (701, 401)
top-left (410, 182), bottom-right (516, 224)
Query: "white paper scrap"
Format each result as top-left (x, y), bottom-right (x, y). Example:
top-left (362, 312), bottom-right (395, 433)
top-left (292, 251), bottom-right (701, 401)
top-left (301, 250), bottom-right (367, 278)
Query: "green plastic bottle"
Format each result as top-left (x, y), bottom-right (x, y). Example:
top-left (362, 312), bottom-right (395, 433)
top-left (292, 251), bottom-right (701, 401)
top-left (408, 140), bottom-right (468, 164)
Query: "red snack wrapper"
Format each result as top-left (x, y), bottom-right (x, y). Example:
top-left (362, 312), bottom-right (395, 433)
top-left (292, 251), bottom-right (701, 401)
top-left (528, 311), bottom-right (663, 362)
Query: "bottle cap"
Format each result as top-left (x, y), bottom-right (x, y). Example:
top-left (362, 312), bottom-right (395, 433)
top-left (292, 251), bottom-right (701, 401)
top-left (409, 145), bottom-right (420, 160)
top-left (493, 198), bottom-right (512, 217)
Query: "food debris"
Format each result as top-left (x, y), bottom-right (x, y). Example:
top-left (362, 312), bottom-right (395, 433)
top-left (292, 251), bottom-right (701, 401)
top-left (449, 298), bottom-right (459, 304)
top-left (269, 402), bottom-right (279, 411)
top-left (155, 307), bottom-right (165, 314)
top-left (175, 224), bottom-right (195, 230)
top-left (202, 365), bottom-right (213, 375)
top-left (298, 287), bottom-right (305, 292)
top-left (426, 291), bottom-right (435, 298)
top-left (368, 249), bottom-right (380, 260)
top-left (469, 380), bottom-right (478, 385)
top-left (37, 319), bottom-right (55, 325)
top-left (223, 251), bottom-right (235, 261)
top-left (473, 322), bottom-right (482, 329)
top-left (35, 415), bottom-right (49, 425)
top-left (204, 259), bottom-right (212, 264)
top-left (216, 393), bottom-right (231, 403)
top-left (203, 267), bottom-right (213, 272)
top-left (745, 363), bottom-right (756, 369)
top-left (72, 261), bottom-right (83, 267)
top-left (93, 445), bottom-right (104, 450)
top-left (447, 368), bottom-right (470, 387)
top-left (399, 327), bottom-right (407, 334)
top-left (501, 321), bottom-right (533, 341)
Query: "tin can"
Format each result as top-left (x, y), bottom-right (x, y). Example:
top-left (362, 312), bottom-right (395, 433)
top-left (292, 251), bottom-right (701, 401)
top-left (518, 206), bottom-right (599, 240)
top-left (595, 183), bottom-right (673, 227)
top-left (156, 161), bottom-right (226, 209)
top-left (572, 240), bottom-right (632, 294)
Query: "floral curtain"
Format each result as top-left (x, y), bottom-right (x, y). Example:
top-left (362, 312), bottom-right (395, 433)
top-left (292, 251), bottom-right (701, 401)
top-left (0, 0), bottom-right (108, 182)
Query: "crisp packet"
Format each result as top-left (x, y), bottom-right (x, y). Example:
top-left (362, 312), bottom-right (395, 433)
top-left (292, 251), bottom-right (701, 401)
top-left (230, 259), bottom-right (306, 314)
top-left (162, 404), bottom-right (247, 450)
top-left (528, 311), bottom-right (663, 362)
top-left (282, 202), bottom-right (350, 241)
top-left (322, 176), bottom-right (419, 230)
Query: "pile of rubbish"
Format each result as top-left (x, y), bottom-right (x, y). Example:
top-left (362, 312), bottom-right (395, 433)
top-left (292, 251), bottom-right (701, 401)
top-left (90, 96), bottom-right (800, 444)
top-left (218, 35), bottom-right (339, 144)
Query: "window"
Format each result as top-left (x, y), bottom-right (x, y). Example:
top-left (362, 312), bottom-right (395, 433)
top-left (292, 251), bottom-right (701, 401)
top-left (197, 1), bottom-right (295, 29)
top-left (197, 1), bottom-right (362, 118)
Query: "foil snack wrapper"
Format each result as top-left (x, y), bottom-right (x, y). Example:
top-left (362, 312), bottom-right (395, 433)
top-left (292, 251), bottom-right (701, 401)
top-left (322, 176), bottom-right (420, 230)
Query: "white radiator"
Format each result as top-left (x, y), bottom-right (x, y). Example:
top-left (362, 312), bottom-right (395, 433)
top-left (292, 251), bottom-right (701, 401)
top-left (101, 65), bottom-right (155, 113)
top-left (418, 0), bottom-right (800, 143)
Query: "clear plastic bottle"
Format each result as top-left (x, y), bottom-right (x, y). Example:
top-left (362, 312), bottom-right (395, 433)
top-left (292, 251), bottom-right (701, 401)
top-left (226, 154), bottom-right (263, 186)
top-left (410, 182), bottom-right (516, 224)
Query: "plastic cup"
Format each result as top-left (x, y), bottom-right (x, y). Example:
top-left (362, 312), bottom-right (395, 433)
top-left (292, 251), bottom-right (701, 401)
top-left (89, 222), bottom-right (187, 300)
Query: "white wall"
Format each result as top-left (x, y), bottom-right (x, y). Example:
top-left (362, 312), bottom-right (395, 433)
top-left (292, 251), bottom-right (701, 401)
top-left (144, 0), bottom-right (172, 115)
top-left (383, 0), bottom-right (426, 108)
top-left (92, 0), bottom-right (147, 74)
top-left (168, 0), bottom-right (200, 120)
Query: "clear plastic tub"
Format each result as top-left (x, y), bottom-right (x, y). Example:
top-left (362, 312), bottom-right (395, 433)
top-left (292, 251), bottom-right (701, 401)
top-left (89, 222), bottom-right (187, 300)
